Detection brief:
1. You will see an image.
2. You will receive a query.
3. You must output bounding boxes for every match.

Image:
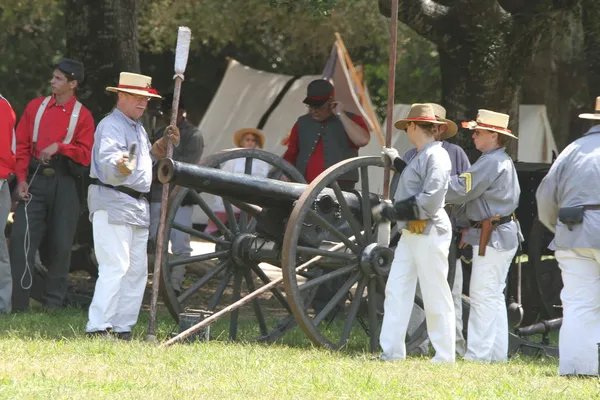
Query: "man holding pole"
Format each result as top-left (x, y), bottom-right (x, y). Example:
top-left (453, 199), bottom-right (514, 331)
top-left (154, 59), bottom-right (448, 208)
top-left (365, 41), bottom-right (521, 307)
top-left (85, 72), bottom-right (179, 339)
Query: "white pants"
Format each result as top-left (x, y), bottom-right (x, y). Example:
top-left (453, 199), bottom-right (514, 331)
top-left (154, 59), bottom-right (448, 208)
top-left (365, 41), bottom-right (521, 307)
top-left (465, 245), bottom-right (517, 362)
top-left (380, 229), bottom-right (456, 363)
top-left (86, 210), bottom-right (149, 333)
top-left (411, 259), bottom-right (466, 356)
top-left (150, 202), bottom-right (193, 291)
top-left (555, 248), bottom-right (600, 376)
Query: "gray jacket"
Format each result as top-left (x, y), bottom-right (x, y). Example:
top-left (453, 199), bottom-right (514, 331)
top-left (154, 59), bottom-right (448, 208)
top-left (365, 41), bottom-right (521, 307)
top-left (536, 125), bottom-right (600, 250)
top-left (446, 147), bottom-right (521, 250)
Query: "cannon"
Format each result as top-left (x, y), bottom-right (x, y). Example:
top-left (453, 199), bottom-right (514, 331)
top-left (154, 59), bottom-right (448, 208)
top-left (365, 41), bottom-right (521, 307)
top-left (154, 148), bottom-right (438, 352)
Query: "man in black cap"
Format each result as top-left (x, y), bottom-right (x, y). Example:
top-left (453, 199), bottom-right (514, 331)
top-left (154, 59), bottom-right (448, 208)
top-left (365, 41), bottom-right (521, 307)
top-left (148, 94), bottom-right (204, 295)
top-left (282, 79), bottom-right (371, 316)
top-left (283, 79), bottom-right (370, 190)
top-left (10, 57), bottom-right (95, 311)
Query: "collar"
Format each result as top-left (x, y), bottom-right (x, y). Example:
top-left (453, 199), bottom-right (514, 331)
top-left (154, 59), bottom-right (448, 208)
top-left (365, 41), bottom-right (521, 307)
top-left (583, 124), bottom-right (600, 136)
top-left (417, 140), bottom-right (440, 152)
top-left (482, 146), bottom-right (506, 155)
top-left (48, 95), bottom-right (77, 110)
top-left (113, 107), bottom-right (143, 127)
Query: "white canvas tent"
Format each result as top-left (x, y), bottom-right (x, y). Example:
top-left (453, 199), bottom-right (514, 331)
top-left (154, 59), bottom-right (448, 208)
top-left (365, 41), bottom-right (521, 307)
top-left (192, 36), bottom-right (384, 223)
top-left (382, 104), bottom-right (557, 163)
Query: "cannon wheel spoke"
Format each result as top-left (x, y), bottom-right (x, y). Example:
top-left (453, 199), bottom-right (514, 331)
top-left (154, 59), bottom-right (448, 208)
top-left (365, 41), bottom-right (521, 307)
top-left (177, 259), bottom-right (230, 304)
top-left (367, 279), bottom-right (380, 353)
top-left (223, 200), bottom-right (239, 235)
top-left (188, 190), bottom-right (235, 240)
top-left (243, 266), bottom-right (268, 337)
top-left (339, 276), bottom-right (367, 348)
top-left (330, 181), bottom-right (365, 246)
top-left (313, 271), bottom-right (361, 326)
top-left (307, 209), bottom-right (360, 254)
top-left (229, 270), bottom-right (243, 341)
top-left (298, 264), bottom-right (357, 293)
top-left (250, 264), bottom-right (291, 313)
top-left (360, 166), bottom-right (373, 244)
top-left (208, 269), bottom-right (233, 311)
top-left (172, 222), bottom-right (228, 245)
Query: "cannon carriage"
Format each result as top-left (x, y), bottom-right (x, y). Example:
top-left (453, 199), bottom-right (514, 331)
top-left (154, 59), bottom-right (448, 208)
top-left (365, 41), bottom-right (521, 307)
top-left (155, 148), bottom-right (562, 355)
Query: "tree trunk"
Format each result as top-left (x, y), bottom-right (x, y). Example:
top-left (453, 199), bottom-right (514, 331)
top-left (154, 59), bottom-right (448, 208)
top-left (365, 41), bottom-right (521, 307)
top-left (65, 0), bottom-right (140, 121)
top-left (379, 0), bottom-right (580, 162)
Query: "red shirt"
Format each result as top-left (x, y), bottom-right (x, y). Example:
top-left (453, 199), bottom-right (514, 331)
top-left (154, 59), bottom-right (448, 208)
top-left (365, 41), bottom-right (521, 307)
top-left (15, 95), bottom-right (95, 182)
top-left (282, 114), bottom-right (369, 183)
top-left (0, 97), bottom-right (16, 179)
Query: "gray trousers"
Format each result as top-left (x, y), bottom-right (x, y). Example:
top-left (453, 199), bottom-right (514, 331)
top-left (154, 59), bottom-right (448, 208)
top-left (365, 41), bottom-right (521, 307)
top-left (0, 180), bottom-right (12, 313)
top-left (10, 172), bottom-right (80, 310)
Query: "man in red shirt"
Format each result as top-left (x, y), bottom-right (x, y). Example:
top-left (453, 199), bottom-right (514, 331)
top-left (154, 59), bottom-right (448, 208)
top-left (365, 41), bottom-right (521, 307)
top-left (282, 79), bottom-right (370, 189)
top-left (10, 58), bottom-right (95, 312)
top-left (282, 79), bottom-right (370, 316)
top-left (0, 95), bottom-right (16, 314)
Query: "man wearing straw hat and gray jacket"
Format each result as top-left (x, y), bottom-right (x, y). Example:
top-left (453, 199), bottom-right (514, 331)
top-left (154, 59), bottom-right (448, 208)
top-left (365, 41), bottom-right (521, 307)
top-left (536, 97), bottom-right (600, 376)
top-left (86, 72), bottom-right (179, 339)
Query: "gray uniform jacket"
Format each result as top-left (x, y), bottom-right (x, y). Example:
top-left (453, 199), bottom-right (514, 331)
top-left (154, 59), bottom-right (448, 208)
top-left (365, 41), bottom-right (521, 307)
top-left (446, 147), bottom-right (521, 250)
top-left (88, 108), bottom-right (153, 228)
top-left (393, 141), bottom-right (452, 235)
top-left (536, 125), bottom-right (600, 250)
top-left (403, 141), bottom-right (471, 176)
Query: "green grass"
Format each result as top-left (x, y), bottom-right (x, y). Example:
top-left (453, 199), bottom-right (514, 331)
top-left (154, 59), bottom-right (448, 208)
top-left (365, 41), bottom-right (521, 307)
top-left (0, 307), bottom-right (598, 399)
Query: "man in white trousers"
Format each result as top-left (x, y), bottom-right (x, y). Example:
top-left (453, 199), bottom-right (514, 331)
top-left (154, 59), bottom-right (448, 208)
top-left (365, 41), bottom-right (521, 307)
top-left (536, 96), bottom-right (600, 376)
top-left (86, 72), bottom-right (179, 339)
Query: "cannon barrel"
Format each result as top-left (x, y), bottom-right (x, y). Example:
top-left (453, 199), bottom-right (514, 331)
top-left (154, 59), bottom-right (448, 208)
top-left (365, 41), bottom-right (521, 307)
top-left (158, 158), bottom-right (308, 208)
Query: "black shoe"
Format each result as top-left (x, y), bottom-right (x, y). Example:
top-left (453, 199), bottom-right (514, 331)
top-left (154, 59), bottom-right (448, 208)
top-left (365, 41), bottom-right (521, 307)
top-left (115, 331), bottom-right (133, 341)
top-left (86, 329), bottom-right (110, 338)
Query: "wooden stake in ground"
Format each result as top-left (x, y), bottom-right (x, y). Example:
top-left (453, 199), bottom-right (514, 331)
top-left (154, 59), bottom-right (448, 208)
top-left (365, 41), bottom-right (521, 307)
top-left (146, 26), bottom-right (192, 343)
top-left (377, 0), bottom-right (399, 247)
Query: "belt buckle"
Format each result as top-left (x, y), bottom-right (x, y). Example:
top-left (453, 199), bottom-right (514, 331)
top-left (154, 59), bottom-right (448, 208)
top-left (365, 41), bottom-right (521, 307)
top-left (42, 168), bottom-right (56, 177)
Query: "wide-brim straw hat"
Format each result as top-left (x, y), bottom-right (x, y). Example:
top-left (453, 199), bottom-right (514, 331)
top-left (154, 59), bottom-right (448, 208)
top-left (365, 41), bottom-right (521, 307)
top-left (461, 109), bottom-right (518, 139)
top-left (394, 103), bottom-right (448, 131)
top-left (233, 128), bottom-right (266, 149)
top-left (106, 72), bottom-right (162, 99)
top-left (578, 96), bottom-right (600, 120)
top-left (427, 103), bottom-right (458, 139)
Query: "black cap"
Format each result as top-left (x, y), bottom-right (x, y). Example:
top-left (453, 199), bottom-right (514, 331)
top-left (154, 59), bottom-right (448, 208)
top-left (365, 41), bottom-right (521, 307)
top-left (55, 58), bottom-right (84, 83)
top-left (162, 93), bottom-right (185, 111)
top-left (303, 79), bottom-right (335, 107)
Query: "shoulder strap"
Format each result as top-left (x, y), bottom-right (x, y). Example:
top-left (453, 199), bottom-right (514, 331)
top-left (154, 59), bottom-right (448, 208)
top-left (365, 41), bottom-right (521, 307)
top-left (63, 101), bottom-right (82, 145)
top-left (33, 97), bottom-right (82, 146)
top-left (33, 96), bottom-right (52, 144)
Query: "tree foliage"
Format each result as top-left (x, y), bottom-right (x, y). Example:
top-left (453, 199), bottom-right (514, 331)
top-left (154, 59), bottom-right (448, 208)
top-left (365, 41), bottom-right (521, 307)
top-left (0, 0), bottom-right (65, 115)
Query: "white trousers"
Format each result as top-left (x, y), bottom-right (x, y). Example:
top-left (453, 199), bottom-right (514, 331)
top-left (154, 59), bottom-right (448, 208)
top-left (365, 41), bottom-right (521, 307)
top-left (555, 248), bottom-right (600, 376)
top-left (86, 210), bottom-right (149, 333)
top-left (380, 229), bottom-right (456, 363)
top-left (465, 245), bottom-right (517, 362)
top-left (411, 259), bottom-right (466, 356)
top-left (150, 202), bottom-right (193, 291)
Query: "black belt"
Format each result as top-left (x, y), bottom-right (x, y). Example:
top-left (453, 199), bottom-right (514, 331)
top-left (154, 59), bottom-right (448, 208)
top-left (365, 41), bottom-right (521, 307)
top-left (469, 215), bottom-right (513, 228)
top-left (92, 179), bottom-right (147, 200)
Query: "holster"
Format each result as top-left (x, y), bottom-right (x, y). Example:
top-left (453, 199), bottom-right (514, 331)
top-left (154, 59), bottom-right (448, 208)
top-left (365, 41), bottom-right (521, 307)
top-left (476, 215), bottom-right (501, 257)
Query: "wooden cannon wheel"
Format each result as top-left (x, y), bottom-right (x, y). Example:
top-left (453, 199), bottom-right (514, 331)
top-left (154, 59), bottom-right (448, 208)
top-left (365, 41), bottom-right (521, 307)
top-left (158, 148), bottom-right (306, 341)
top-left (281, 156), bottom-right (429, 352)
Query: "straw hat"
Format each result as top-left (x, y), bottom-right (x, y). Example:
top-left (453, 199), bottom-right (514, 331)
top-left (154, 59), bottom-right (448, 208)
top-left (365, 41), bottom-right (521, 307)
top-left (233, 128), bottom-right (266, 149)
top-left (427, 103), bottom-right (458, 139)
top-left (578, 97), bottom-right (600, 120)
top-left (394, 103), bottom-right (448, 131)
top-left (106, 72), bottom-right (162, 99)
top-left (461, 109), bottom-right (518, 139)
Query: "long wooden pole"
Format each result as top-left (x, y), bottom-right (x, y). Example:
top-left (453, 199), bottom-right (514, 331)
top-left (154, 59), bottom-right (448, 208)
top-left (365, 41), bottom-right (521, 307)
top-left (147, 27), bottom-right (192, 343)
top-left (378, 0), bottom-right (399, 246)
